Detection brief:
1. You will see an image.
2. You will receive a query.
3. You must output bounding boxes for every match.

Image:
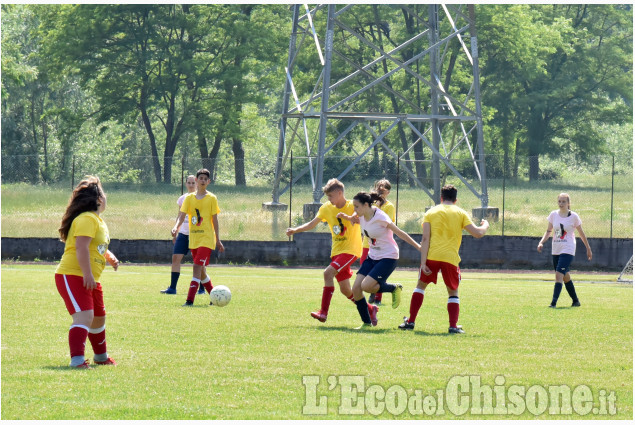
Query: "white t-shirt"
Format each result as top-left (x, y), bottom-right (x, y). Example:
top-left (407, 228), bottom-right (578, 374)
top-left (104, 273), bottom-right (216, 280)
top-left (177, 194), bottom-right (190, 235)
top-left (548, 210), bottom-right (582, 256)
top-left (360, 208), bottom-right (399, 260)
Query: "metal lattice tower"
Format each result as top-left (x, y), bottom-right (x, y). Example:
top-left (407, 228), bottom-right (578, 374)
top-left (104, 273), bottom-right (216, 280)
top-left (268, 4), bottom-right (495, 218)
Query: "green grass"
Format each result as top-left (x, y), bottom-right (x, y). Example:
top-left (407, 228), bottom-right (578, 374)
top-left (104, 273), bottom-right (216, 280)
top-left (1, 176), bottom-right (632, 240)
top-left (1, 264), bottom-right (632, 419)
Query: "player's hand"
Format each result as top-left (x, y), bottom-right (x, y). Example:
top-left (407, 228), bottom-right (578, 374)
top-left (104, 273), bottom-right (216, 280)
top-left (171, 227), bottom-right (178, 238)
top-left (216, 240), bottom-right (225, 253)
top-left (421, 264), bottom-right (432, 275)
top-left (537, 243), bottom-right (543, 253)
top-left (105, 252), bottom-right (119, 271)
top-left (481, 219), bottom-right (489, 228)
top-left (587, 248), bottom-right (592, 261)
top-left (83, 275), bottom-right (97, 290)
top-left (286, 228), bottom-right (295, 237)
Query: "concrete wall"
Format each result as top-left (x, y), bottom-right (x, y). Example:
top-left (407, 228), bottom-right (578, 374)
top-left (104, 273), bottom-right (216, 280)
top-left (2, 234), bottom-right (632, 271)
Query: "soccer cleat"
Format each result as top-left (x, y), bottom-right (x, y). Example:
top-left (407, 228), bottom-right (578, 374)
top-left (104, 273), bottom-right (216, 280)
top-left (549, 304), bottom-right (556, 308)
top-left (310, 310), bottom-right (327, 323)
top-left (182, 301), bottom-right (194, 307)
top-left (354, 323), bottom-right (373, 330)
top-left (398, 317), bottom-right (415, 330)
top-left (571, 300), bottom-right (581, 307)
top-left (369, 304), bottom-right (378, 327)
top-left (391, 284), bottom-right (403, 309)
top-left (368, 293), bottom-right (376, 304)
top-left (197, 284), bottom-right (206, 295)
top-left (71, 360), bottom-right (93, 369)
top-left (160, 287), bottom-right (177, 294)
top-left (94, 357), bottom-right (117, 366)
top-left (449, 325), bottom-right (465, 334)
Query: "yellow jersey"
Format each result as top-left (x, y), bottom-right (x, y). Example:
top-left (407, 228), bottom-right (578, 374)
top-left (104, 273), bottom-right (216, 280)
top-left (316, 200), bottom-right (362, 258)
top-left (424, 204), bottom-right (473, 267)
top-left (56, 212), bottom-right (110, 281)
top-left (363, 200), bottom-right (396, 249)
top-left (181, 191), bottom-right (221, 250)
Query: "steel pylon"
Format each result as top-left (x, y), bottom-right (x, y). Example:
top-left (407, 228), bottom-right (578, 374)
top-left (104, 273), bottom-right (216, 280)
top-left (270, 4), bottom-right (490, 210)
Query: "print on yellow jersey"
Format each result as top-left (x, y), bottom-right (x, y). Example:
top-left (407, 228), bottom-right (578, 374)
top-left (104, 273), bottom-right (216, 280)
top-left (424, 204), bottom-right (473, 267)
top-left (316, 200), bottom-right (362, 258)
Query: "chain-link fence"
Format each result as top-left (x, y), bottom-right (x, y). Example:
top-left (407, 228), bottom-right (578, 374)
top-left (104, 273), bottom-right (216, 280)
top-left (1, 153), bottom-right (632, 241)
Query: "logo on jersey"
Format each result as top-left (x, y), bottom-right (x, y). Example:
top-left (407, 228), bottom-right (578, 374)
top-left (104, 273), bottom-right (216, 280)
top-left (364, 230), bottom-right (376, 246)
top-left (555, 223), bottom-right (567, 240)
top-left (97, 243), bottom-right (108, 255)
top-left (333, 217), bottom-right (347, 236)
top-left (191, 208), bottom-right (203, 226)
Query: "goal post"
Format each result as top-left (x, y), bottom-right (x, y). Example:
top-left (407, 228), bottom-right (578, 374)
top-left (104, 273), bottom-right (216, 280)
top-left (617, 255), bottom-right (633, 283)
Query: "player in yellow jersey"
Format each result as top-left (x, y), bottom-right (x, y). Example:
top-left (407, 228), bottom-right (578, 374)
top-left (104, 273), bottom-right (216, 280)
top-left (172, 169), bottom-right (225, 306)
top-left (398, 184), bottom-right (489, 333)
top-left (55, 176), bottom-right (119, 369)
top-left (286, 178), bottom-right (363, 323)
top-left (365, 179), bottom-right (396, 306)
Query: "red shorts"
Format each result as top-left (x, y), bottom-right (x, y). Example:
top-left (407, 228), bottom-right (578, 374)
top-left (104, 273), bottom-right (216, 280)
top-left (55, 274), bottom-right (106, 316)
top-left (330, 253), bottom-right (358, 282)
top-left (360, 248), bottom-right (370, 265)
top-left (191, 246), bottom-right (213, 267)
top-left (418, 260), bottom-right (461, 291)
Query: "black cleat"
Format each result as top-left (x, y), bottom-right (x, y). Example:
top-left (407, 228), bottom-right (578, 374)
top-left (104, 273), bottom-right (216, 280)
top-left (449, 325), bottom-right (464, 334)
top-left (398, 317), bottom-right (415, 330)
top-left (182, 301), bottom-right (194, 307)
top-left (571, 300), bottom-right (581, 307)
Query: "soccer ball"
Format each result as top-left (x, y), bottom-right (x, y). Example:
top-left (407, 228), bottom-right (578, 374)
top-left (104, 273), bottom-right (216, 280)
top-left (210, 285), bottom-right (231, 307)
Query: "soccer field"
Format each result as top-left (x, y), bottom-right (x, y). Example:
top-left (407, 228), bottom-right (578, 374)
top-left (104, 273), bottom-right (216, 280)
top-left (1, 264), bottom-right (632, 419)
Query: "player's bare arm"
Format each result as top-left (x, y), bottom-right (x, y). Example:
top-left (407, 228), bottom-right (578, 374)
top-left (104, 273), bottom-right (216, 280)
top-left (336, 211), bottom-right (360, 224)
top-left (172, 211), bottom-right (187, 237)
top-left (213, 214), bottom-right (225, 253)
top-left (286, 215), bottom-right (321, 236)
top-left (75, 236), bottom-right (96, 290)
top-left (464, 219), bottom-right (489, 238)
top-left (387, 222), bottom-right (421, 251)
top-left (420, 222), bottom-right (431, 274)
top-left (105, 250), bottom-right (119, 271)
top-left (575, 224), bottom-right (592, 260)
top-left (537, 222), bottom-right (553, 253)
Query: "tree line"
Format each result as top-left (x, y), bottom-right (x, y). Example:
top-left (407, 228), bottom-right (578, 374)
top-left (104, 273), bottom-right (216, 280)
top-left (1, 4), bottom-right (632, 185)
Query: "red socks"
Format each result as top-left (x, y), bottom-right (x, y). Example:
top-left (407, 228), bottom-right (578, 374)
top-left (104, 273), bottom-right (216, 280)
top-left (321, 286), bottom-right (335, 314)
top-left (69, 325), bottom-right (89, 358)
top-left (186, 278), bottom-right (201, 302)
top-left (374, 293), bottom-right (383, 302)
top-left (88, 325), bottom-right (107, 356)
top-left (408, 289), bottom-right (425, 323)
top-left (201, 277), bottom-right (213, 294)
top-left (447, 297), bottom-right (460, 328)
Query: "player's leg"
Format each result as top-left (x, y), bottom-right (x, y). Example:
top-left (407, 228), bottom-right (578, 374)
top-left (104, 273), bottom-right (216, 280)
top-left (184, 247), bottom-right (213, 306)
top-left (55, 274), bottom-right (94, 368)
top-left (363, 259), bottom-right (400, 308)
top-left (442, 263), bottom-right (463, 333)
top-left (550, 255), bottom-right (565, 307)
top-left (200, 266), bottom-right (214, 294)
top-left (559, 255), bottom-right (579, 306)
top-left (399, 278), bottom-right (430, 330)
top-left (87, 283), bottom-right (116, 365)
top-left (163, 233), bottom-right (189, 294)
top-left (310, 265), bottom-right (338, 322)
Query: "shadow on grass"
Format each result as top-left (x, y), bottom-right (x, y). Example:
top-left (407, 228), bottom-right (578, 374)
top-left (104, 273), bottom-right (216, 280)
top-left (305, 325), bottom-right (483, 337)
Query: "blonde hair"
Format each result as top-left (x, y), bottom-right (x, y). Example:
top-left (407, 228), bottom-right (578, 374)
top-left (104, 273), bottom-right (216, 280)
top-left (322, 178), bottom-right (344, 194)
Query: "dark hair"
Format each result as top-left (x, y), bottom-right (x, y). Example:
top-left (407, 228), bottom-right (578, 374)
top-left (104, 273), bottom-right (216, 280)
top-left (196, 168), bottom-right (211, 178)
top-left (372, 179), bottom-right (391, 206)
top-left (441, 184), bottom-right (458, 202)
top-left (58, 176), bottom-right (104, 242)
top-left (353, 191), bottom-right (385, 207)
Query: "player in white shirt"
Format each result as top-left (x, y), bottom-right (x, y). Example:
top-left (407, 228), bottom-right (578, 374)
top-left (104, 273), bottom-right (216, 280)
top-left (537, 193), bottom-right (592, 307)
top-left (338, 192), bottom-right (421, 329)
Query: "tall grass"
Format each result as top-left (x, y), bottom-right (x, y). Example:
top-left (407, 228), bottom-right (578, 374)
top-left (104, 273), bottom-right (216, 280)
top-left (1, 175), bottom-right (632, 240)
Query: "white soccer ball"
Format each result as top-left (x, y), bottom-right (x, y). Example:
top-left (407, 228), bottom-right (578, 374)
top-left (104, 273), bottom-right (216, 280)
top-left (210, 285), bottom-right (231, 307)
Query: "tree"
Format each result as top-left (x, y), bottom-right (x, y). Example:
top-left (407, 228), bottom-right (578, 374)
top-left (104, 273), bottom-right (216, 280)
top-left (39, 5), bottom-right (232, 183)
